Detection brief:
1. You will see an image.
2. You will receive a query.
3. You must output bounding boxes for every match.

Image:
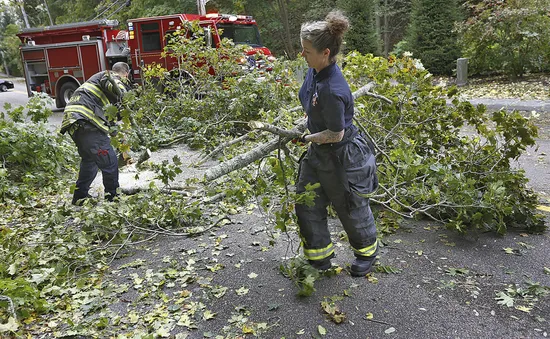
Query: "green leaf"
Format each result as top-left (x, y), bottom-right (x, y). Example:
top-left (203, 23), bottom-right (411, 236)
top-left (495, 292), bottom-right (514, 307)
top-left (318, 325), bottom-right (326, 335)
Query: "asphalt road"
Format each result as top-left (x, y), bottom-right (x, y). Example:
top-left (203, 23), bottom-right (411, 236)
top-left (0, 75), bottom-right (62, 128)
top-left (0, 76), bottom-right (31, 108)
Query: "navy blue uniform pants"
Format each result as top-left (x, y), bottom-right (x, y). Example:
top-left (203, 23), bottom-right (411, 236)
top-left (70, 121), bottom-right (119, 203)
top-left (296, 127), bottom-right (379, 261)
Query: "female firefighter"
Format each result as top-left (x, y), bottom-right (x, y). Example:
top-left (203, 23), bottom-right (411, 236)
top-left (296, 10), bottom-right (379, 277)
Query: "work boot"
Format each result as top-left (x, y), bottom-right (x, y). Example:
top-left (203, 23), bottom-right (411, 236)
top-left (308, 258), bottom-right (332, 271)
top-left (105, 192), bottom-right (118, 202)
top-left (72, 194), bottom-right (93, 206)
top-left (350, 256), bottom-right (376, 277)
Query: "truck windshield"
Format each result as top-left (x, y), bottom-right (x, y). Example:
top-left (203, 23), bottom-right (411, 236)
top-left (217, 24), bottom-right (262, 47)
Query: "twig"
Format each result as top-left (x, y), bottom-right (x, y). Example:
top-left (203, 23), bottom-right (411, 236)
top-left (159, 134), bottom-right (190, 148)
top-left (203, 192), bottom-right (226, 203)
top-left (108, 229), bottom-right (135, 265)
top-left (365, 317), bottom-right (392, 326)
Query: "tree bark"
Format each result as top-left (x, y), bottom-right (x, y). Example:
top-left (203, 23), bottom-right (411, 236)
top-left (204, 134), bottom-right (298, 182)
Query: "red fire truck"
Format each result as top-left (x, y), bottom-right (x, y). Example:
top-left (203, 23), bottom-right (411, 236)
top-left (17, 13), bottom-right (273, 108)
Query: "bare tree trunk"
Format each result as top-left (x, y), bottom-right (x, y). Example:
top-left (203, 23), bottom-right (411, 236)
top-left (0, 51), bottom-right (10, 76)
top-left (383, 0), bottom-right (390, 56)
top-left (196, 0), bottom-right (207, 15)
top-left (277, 0), bottom-right (295, 57)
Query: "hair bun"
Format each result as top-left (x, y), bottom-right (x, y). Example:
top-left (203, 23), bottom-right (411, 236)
top-left (325, 10), bottom-right (349, 37)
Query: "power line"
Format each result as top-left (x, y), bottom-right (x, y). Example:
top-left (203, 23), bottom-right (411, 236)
top-left (91, 0), bottom-right (124, 21)
top-left (105, 0), bottom-right (131, 19)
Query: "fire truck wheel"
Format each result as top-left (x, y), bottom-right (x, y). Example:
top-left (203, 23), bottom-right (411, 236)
top-left (59, 82), bottom-right (79, 107)
top-left (0, 84), bottom-right (7, 92)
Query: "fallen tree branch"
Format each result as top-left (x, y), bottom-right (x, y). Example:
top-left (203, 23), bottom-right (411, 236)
top-left (204, 83), bottom-right (390, 181)
top-left (159, 133), bottom-right (190, 148)
top-left (248, 121), bottom-right (303, 138)
top-left (196, 133), bottom-right (251, 165)
top-left (205, 135), bottom-right (295, 181)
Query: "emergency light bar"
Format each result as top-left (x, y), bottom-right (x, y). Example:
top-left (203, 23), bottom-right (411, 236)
top-left (204, 13), bottom-right (253, 21)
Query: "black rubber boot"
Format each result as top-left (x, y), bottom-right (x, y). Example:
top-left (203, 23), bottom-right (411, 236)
top-left (350, 256), bottom-right (376, 277)
top-left (72, 194), bottom-right (93, 206)
top-left (308, 258), bottom-right (332, 270)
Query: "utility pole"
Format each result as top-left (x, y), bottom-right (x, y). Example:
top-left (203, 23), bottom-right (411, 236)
top-left (17, 0), bottom-right (31, 28)
top-left (0, 50), bottom-right (10, 76)
top-left (44, 0), bottom-right (54, 26)
top-left (196, 0), bottom-right (206, 15)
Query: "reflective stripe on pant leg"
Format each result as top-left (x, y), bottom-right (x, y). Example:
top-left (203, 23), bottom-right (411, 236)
top-left (303, 243), bottom-right (335, 261)
top-left (295, 151), bottom-right (333, 261)
top-left (351, 238), bottom-right (378, 257)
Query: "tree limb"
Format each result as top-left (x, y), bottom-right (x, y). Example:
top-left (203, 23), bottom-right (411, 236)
top-left (203, 83), bottom-right (390, 181)
top-left (248, 121), bottom-right (303, 138)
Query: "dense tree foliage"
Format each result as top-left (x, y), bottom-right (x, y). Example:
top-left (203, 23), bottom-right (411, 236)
top-left (4, 0), bottom-right (550, 77)
top-left (337, 0), bottom-right (380, 55)
top-left (0, 24), bottom-right (23, 76)
top-left (457, 0), bottom-right (550, 78)
top-left (405, 0), bottom-right (462, 75)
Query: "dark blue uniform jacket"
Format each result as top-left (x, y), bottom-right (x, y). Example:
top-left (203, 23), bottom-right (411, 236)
top-left (299, 62), bottom-right (354, 134)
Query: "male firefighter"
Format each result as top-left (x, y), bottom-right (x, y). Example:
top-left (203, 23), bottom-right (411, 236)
top-left (60, 62), bottom-right (132, 205)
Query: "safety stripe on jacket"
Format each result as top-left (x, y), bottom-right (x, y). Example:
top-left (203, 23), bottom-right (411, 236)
top-left (303, 242), bottom-right (335, 261)
top-left (351, 239), bottom-right (378, 257)
top-left (106, 79), bottom-right (127, 95)
top-left (64, 105), bottom-right (109, 133)
top-left (81, 82), bottom-right (109, 106)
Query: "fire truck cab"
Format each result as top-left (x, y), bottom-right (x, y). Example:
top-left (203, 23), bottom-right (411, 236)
top-left (127, 13), bottom-right (273, 83)
top-left (17, 13), bottom-right (272, 108)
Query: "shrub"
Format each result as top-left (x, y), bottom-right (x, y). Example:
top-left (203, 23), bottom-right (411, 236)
top-left (457, 1), bottom-right (550, 78)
